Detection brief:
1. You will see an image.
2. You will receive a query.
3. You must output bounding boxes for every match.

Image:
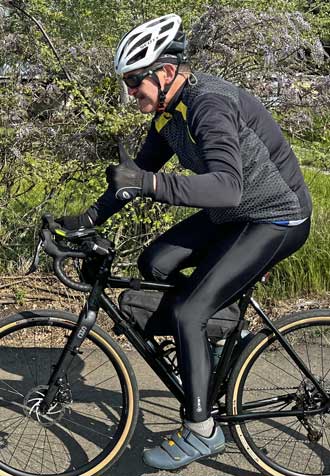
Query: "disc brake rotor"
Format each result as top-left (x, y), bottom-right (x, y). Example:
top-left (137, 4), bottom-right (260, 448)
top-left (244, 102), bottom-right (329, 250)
top-left (23, 385), bottom-right (67, 427)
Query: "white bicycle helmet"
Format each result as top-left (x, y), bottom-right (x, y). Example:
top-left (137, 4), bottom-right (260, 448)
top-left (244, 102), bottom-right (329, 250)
top-left (115, 14), bottom-right (185, 75)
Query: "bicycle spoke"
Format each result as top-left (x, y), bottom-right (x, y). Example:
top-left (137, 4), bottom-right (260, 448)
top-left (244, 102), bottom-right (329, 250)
top-left (324, 429), bottom-right (330, 450)
top-left (71, 347), bottom-right (98, 373)
top-left (92, 375), bottom-right (121, 387)
top-left (248, 418), bottom-right (300, 441)
top-left (0, 414), bottom-right (25, 430)
top-left (24, 425), bottom-right (43, 471)
top-left (72, 408), bottom-right (120, 422)
top-left (15, 331), bottom-right (39, 387)
top-left (271, 420), bottom-right (303, 458)
top-left (0, 313), bottom-right (138, 475)
top-left (8, 439), bottom-right (70, 456)
top-left (9, 417), bottom-right (30, 465)
top-left (246, 368), bottom-right (297, 394)
top-left (232, 314), bottom-right (330, 476)
top-left (321, 330), bottom-right (324, 381)
top-left (34, 331), bottom-right (38, 388)
top-left (15, 442), bottom-right (61, 474)
top-left (60, 414), bottom-right (113, 439)
top-left (287, 436), bottom-right (298, 470)
top-left (303, 329), bottom-right (313, 375)
top-left (41, 429), bottom-right (47, 474)
top-left (0, 381), bottom-right (25, 398)
top-left (262, 353), bottom-right (303, 383)
top-left (304, 445), bottom-right (317, 475)
top-left (45, 430), bottom-right (60, 473)
top-left (75, 360), bottom-right (117, 384)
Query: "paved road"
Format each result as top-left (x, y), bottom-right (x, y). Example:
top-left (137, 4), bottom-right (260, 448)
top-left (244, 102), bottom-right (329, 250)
top-left (0, 329), bottom-right (327, 475)
top-left (106, 351), bottom-right (256, 476)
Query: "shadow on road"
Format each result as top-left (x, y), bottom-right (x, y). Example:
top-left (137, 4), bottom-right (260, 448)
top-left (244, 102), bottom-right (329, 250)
top-left (108, 389), bottom-right (257, 476)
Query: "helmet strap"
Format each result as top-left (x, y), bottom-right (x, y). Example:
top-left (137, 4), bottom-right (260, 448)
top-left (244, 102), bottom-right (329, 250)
top-left (151, 64), bottom-right (181, 112)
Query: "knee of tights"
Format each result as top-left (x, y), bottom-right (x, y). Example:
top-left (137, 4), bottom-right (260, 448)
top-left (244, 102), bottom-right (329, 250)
top-left (137, 251), bottom-right (168, 282)
top-left (172, 301), bottom-right (209, 335)
top-left (172, 303), bottom-right (193, 331)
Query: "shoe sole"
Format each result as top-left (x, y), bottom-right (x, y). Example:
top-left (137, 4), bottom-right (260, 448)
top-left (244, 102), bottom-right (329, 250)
top-left (144, 444), bottom-right (226, 471)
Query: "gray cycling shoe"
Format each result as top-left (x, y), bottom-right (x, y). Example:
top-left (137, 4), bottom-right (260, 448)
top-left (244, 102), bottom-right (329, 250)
top-left (143, 425), bottom-right (225, 470)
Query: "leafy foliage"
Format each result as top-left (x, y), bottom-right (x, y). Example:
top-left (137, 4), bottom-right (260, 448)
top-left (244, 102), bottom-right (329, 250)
top-left (189, 6), bottom-right (329, 151)
top-left (0, 1), bottom-right (329, 297)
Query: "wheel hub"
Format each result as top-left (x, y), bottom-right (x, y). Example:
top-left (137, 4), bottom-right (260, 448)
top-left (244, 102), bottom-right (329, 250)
top-left (23, 385), bottom-right (68, 427)
top-left (296, 378), bottom-right (330, 442)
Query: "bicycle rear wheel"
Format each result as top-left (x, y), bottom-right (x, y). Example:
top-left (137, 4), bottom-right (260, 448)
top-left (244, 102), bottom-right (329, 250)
top-left (0, 309), bottom-right (139, 476)
top-left (227, 310), bottom-right (330, 476)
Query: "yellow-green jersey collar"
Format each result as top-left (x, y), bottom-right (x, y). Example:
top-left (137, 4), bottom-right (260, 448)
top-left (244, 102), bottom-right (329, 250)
top-left (154, 101), bottom-right (187, 133)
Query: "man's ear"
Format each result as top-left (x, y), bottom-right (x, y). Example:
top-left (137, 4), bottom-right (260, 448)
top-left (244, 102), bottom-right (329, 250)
top-left (162, 64), bottom-right (177, 84)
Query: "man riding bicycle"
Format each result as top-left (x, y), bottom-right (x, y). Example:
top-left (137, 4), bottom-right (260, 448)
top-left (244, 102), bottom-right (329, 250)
top-left (58, 13), bottom-right (312, 470)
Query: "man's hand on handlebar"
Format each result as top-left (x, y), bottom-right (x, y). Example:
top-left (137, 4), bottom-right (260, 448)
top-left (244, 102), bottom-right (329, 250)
top-left (56, 212), bottom-right (94, 231)
top-left (27, 213), bottom-right (115, 292)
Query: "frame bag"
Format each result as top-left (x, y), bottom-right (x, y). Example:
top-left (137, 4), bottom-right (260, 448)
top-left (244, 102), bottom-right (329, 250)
top-left (118, 289), bottom-right (240, 339)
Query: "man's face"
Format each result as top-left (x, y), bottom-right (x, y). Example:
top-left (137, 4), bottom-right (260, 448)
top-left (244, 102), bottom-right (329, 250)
top-left (123, 68), bottom-right (163, 113)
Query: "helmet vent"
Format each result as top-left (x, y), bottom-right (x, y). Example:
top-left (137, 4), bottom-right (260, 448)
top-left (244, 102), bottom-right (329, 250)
top-left (155, 38), bottom-right (167, 50)
top-left (149, 18), bottom-right (163, 28)
top-left (128, 34), bottom-right (152, 56)
top-left (128, 48), bottom-right (147, 65)
top-left (160, 22), bottom-right (174, 34)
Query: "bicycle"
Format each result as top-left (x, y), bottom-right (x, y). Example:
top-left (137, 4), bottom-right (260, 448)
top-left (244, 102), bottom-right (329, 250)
top-left (0, 214), bottom-right (329, 476)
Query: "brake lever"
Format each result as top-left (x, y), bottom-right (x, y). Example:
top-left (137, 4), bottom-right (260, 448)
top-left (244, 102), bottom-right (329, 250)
top-left (81, 240), bottom-right (111, 256)
top-left (26, 238), bottom-right (43, 275)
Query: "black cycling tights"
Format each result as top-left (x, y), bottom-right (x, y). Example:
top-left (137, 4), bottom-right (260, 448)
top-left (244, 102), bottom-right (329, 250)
top-left (138, 211), bottom-right (311, 421)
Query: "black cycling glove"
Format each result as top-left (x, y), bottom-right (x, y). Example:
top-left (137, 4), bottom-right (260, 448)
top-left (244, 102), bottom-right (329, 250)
top-left (56, 211), bottom-right (94, 230)
top-left (106, 159), bottom-right (154, 201)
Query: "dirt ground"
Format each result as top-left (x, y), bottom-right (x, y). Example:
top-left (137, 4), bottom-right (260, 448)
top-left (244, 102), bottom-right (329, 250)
top-left (0, 273), bottom-right (329, 344)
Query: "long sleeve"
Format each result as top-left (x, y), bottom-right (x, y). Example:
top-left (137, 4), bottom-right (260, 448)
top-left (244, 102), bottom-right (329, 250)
top-left (148, 94), bottom-right (243, 208)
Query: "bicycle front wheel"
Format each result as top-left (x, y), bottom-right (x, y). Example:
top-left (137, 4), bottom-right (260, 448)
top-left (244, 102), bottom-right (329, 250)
top-left (0, 309), bottom-right (139, 476)
top-left (227, 310), bottom-right (330, 476)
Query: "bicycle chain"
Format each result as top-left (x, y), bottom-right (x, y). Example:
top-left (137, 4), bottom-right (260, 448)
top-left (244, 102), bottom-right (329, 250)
top-left (245, 386), bottom-right (297, 391)
top-left (252, 436), bottom-right (311, 443)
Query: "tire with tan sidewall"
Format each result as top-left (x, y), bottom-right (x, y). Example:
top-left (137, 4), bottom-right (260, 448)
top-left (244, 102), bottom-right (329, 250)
top-left (227, 309), bottom-right (330, 476)
top-left (0, 309), bottom-right (139, 476)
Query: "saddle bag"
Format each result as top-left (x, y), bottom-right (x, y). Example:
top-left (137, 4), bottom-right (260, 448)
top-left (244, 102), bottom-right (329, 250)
top-left (118, 289), bottom-right (240, 339)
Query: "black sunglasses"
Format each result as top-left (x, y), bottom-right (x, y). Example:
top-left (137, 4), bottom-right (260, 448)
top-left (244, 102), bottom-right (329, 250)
top-left (123, 66), bottom-right (163, 88)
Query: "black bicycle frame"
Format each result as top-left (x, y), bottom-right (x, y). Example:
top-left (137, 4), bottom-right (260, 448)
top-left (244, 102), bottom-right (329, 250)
top-left (100, 279), bottom-right (185, 404)
top-left (42, 271), bottom-right (330, 422)
top-left (250, 297), bottom-right (329, 400)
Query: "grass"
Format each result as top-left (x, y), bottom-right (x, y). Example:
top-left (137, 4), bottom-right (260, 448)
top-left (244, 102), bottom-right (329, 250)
top-left (256, 168), bottom-right (330, 300)
top-left (0, 164), bottom-right (329, 302)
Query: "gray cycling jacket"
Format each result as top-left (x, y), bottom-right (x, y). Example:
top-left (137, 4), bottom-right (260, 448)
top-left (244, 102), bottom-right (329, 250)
top-left (90, 72), bottom-right (312, 225)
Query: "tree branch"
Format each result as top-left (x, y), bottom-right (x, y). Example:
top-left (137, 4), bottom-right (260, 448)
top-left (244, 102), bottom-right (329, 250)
top-left (6, 0), bottom-right (72, 82)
